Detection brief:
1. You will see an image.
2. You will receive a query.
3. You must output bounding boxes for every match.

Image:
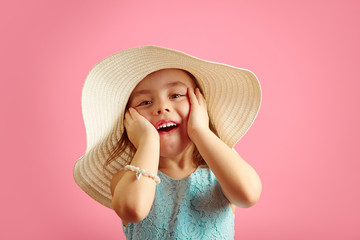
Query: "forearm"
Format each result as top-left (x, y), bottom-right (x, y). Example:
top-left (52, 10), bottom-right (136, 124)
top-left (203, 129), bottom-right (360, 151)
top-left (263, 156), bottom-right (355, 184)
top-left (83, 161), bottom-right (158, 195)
top-left (191, 129), bottom-right (262, 208)
top-left (112, 137), bottom-right (160, 222)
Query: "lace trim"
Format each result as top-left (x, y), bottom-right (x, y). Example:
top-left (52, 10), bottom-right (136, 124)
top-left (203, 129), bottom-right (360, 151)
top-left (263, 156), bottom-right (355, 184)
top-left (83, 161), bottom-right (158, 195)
top-left (123, 168), bottom-right (234, 239)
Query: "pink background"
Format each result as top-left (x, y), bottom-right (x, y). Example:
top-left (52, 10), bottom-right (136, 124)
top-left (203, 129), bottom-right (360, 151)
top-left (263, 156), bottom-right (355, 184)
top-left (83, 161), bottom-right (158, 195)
top-left (1, 0), bottom-right (359, 239)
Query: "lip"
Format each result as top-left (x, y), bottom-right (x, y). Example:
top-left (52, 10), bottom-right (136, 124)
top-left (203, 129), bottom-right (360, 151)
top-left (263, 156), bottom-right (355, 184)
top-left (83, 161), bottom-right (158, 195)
top-left (154, 119), bottom-right (180, 134)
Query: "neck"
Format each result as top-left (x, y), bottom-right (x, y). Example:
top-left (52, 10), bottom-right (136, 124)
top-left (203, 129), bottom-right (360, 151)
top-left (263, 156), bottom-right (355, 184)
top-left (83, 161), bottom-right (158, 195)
top-left (158, 144), bottom-right (197, 171)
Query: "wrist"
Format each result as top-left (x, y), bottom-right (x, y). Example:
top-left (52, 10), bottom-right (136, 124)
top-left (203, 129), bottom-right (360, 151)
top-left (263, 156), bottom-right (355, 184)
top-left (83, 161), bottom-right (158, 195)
top-left (188, 127), bottom-right (212, 144)
top-left (138, 133), bottom-right (159, 149)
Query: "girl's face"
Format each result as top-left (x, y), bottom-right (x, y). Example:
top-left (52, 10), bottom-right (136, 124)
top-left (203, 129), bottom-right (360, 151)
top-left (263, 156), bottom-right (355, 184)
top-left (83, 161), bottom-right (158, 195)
top-left (128, 69), bottom-right (196, 158)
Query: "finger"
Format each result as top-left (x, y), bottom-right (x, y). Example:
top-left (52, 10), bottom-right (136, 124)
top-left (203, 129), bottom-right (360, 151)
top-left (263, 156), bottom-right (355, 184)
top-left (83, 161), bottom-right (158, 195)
top-left (125, 109), bottom-right (132, 120)
top-left (124, 110), bottom-right (131, 128)
top-left (130, 107), bottom-right (146, 123)
top-left (195, 88), bottom-right (206, 107)
top-left (128, 107), bottom-right (139, 118)
top-left (188, 88), bottom-right (198, 105)
top-left (124, 110), bottom-right (131, 121)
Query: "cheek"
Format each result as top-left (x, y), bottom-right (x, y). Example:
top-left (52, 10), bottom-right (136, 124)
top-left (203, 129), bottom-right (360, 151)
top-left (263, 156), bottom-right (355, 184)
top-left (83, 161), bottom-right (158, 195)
top-left (136, 109), bottom-right (152, 121)
top-left (179, 101), bottom-right (191, 118)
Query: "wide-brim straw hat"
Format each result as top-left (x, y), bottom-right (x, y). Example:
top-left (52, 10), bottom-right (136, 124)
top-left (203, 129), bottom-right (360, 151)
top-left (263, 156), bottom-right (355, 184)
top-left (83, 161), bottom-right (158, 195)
top-left (73, 45), bottom-right (262, 209)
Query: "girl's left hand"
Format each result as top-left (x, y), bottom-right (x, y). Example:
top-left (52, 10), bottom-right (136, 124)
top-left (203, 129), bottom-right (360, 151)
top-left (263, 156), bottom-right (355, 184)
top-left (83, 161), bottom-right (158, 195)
top-left (187, 88), bottom-right (210, 140)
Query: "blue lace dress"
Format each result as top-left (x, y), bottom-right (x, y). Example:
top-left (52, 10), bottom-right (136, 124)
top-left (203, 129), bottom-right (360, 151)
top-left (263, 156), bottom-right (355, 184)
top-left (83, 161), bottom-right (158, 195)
top-left (123, 167), bottom-right (235, 239)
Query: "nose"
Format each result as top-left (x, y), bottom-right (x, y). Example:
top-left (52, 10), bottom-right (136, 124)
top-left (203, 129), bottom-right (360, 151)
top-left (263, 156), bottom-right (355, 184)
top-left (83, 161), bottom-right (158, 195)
top-left (154, 100), bottom-right (170, 115)
top-left (156, 107), bottom-right (170, 115)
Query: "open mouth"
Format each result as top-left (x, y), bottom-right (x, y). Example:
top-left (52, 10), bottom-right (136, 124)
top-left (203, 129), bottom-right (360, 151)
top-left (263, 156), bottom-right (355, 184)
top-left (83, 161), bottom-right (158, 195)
top-left (156, 122), bottom-right (178, 132)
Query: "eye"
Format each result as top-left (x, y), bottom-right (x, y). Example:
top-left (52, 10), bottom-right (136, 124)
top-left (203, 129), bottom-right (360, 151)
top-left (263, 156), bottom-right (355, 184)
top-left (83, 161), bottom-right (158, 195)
top-left (170, 94), bottom-right (184, 99)
top-left (137, 100), bottom-right (152, 107)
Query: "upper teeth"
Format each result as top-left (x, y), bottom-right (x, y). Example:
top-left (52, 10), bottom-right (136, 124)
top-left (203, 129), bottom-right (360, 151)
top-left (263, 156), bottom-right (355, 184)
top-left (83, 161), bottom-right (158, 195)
top-left (157, 122), bottom-right (177, 130)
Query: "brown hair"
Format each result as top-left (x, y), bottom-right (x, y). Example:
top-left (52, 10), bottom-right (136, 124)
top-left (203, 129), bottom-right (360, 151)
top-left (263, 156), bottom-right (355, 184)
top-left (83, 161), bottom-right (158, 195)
top-left (104, 70), bottom-right (219, 168)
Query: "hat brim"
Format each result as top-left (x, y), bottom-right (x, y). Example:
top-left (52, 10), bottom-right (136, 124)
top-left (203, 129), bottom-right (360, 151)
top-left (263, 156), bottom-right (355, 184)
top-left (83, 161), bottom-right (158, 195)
top-left (73, 45), bottom-right (262, 208)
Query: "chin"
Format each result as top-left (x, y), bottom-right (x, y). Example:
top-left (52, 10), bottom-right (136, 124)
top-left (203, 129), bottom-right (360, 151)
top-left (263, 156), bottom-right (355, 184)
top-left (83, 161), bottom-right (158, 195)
top-left (159, 148), bottom-right (184, 158)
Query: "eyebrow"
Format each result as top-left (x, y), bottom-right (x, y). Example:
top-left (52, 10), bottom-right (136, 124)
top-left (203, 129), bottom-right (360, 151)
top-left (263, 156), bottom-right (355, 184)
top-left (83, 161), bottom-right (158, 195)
top-left (131, 89), bottom-right (151, 98)
top-left (165, 81), bottom-right (188, 88)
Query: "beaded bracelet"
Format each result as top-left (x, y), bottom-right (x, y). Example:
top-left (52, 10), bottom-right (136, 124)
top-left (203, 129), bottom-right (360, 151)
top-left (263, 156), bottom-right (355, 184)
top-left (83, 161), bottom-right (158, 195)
top-left (124, 165), bottom-right (161, 184)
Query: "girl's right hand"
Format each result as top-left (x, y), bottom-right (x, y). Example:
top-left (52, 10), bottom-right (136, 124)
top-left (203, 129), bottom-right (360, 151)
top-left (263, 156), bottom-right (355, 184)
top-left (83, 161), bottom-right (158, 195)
top-left (124, 107), bottom-right (159, 149)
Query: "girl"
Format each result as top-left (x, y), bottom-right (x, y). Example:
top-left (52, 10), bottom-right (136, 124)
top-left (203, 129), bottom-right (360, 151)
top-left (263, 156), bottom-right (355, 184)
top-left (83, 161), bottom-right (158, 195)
top-left (74, 46), bottom-right (262, 239)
